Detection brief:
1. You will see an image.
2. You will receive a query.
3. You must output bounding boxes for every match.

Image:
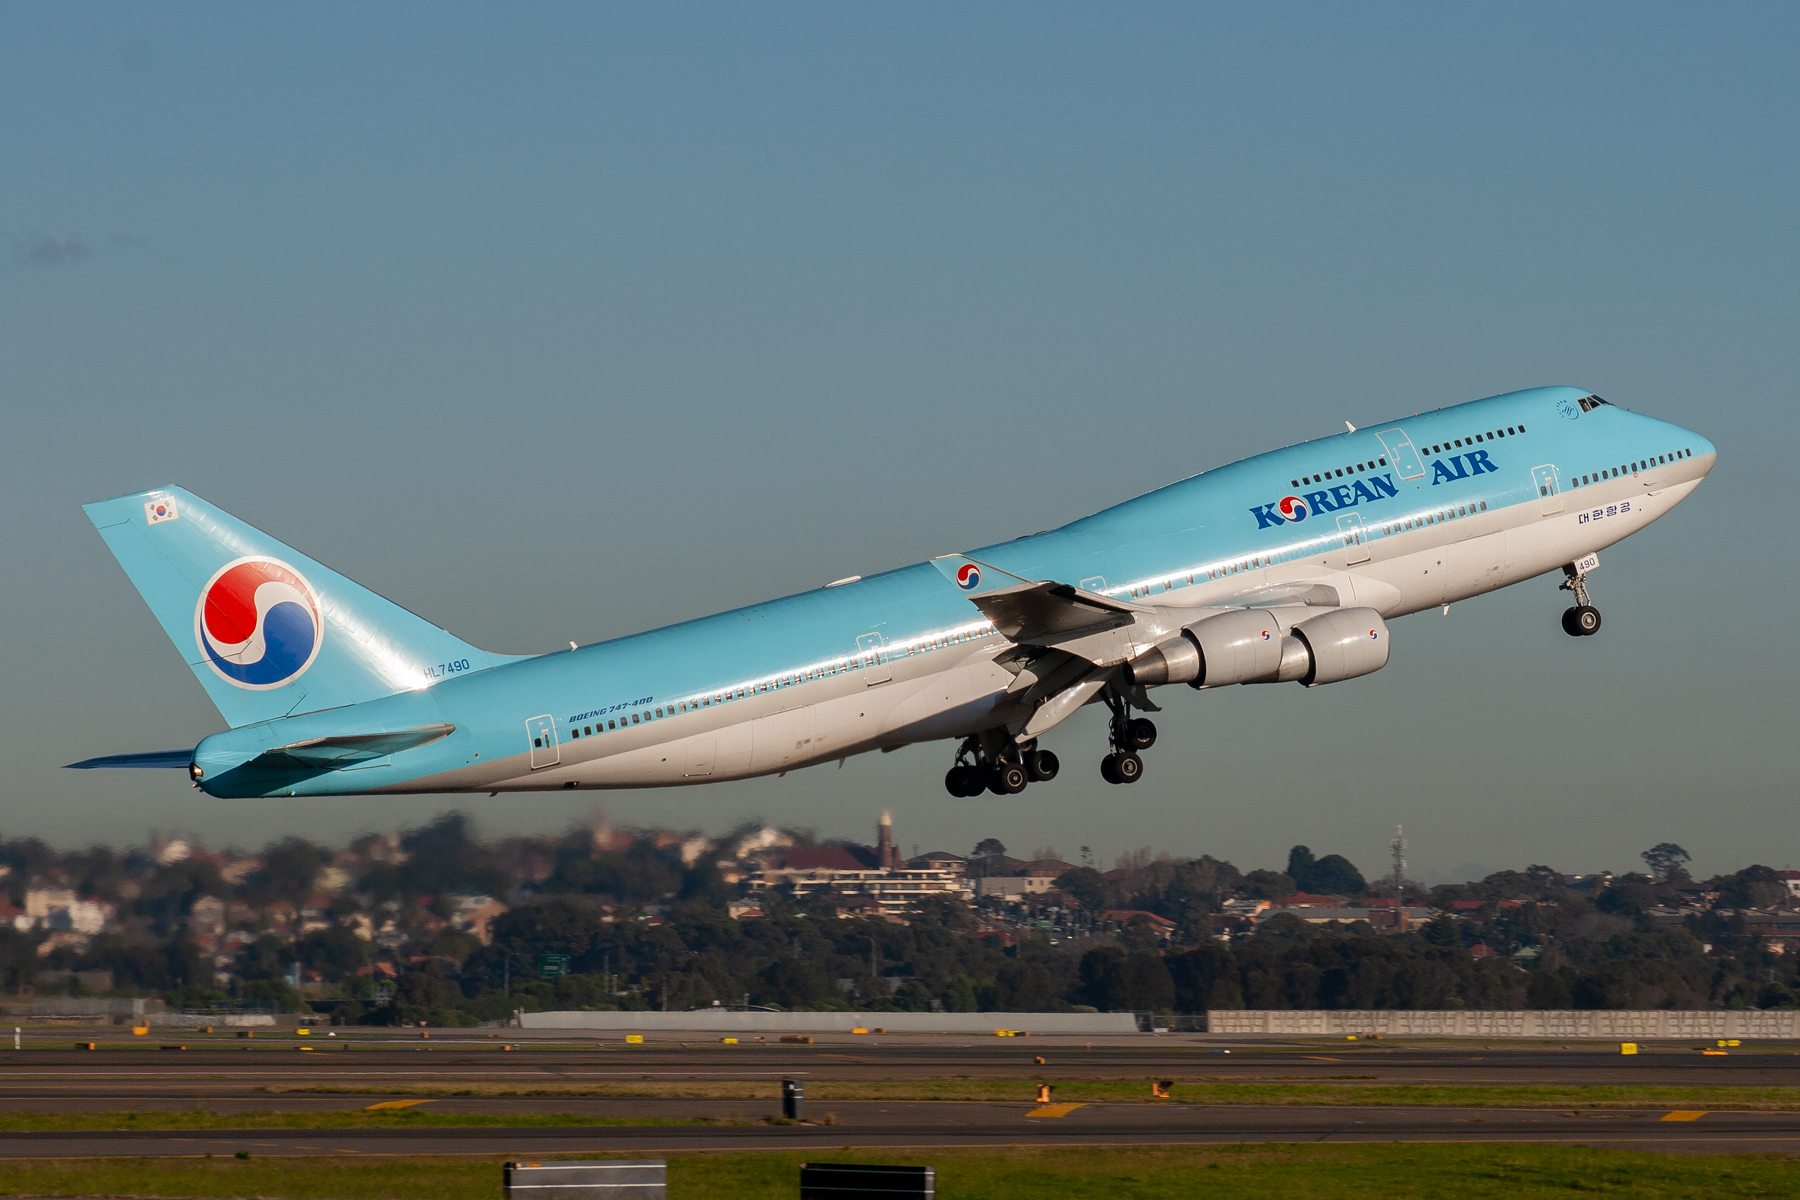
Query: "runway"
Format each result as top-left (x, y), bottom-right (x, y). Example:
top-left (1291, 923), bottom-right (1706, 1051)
top-left (0, 1032), bottom-right (1792, 1159)
top-left (0, 1032), bottom-right (1795, 1096)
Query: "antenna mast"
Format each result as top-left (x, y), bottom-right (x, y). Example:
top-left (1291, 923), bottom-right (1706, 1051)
top-left (1389, 825), bottom-right (1406, 900)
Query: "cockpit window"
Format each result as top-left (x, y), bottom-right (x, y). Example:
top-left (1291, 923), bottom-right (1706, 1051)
top-left (1576, 394), bottom-right (1610, 413)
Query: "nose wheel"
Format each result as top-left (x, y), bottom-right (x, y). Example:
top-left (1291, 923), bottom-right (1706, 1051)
top-left (1558, 563), bottom-right (1602, 637)
top-left (1561, 605), bottom-right (1601, 636)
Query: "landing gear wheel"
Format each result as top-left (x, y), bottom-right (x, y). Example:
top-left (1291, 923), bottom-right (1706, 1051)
top-left (989, 762), bottom-right (1029, 795)
top-left (1113, 751), bottom-right (1144, 784)
top-left (1562, 605), bottom-right (1601, 636)
top-left (945, 765), bottom-right (982, 797)
top-left (1100, 754), bottom-right (1122, 785)
top-left (1026, 749), bottom-right (1060, 782)
top-left (1127, 717), bottom-right (1158, 750)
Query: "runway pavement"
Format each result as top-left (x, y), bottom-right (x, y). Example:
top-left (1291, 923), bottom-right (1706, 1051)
top-left (0, 1032), bottom-right (1796, 1099)
top-left (0, 1031), bottom-right (1793, 1159)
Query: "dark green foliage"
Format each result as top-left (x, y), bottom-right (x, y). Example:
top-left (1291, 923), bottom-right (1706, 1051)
top-left (1054, 866), bottom-right (1110, 912)
top-left (1286, 846), bottom-right (1366, 896)
top-left (1641, 842), bottom-right (1692, 884)
top-left (1077, 946), bottom-right (1175, 1012)
top-left (1710, 865), bottom-right (1787, 910)
top-left (248, 837), bottom-right (330, 907)
top-left (1241, 869), bottom-right (1297, 899)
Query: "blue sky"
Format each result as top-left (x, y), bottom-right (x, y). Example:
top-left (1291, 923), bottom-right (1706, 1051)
top-left (3, 4), bottom-right (1795, 882)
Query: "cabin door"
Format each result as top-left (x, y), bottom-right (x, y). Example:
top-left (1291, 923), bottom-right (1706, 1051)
top-left (525, 714), bottom-right (559, 769)
top-left (1335, 513), bottom-right (1370, 565)
top-left (1532, 464), bottom-right (1563, 515)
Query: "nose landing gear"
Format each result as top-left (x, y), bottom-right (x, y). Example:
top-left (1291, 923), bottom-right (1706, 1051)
top-left (1559, 563), bottom-right (1602, 637)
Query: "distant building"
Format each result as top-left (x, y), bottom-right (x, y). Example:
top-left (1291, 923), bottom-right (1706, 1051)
top-left (1254, 905), bottom-right (1434, 933)
top-left (749, 815), bottom-right (972, 916)
top-left (1270, 892), bottom-right (1351, 909)
top-left (978, 876), bottom-right (1057, 898)
top-left (188, 896), bottom-right (227, 937)
top-left (1095, 910), bottom-right (1177, 935)
top-left (450, 893), bottom-right (509, 944)
top-left (24, 889), bottom-right (77, 920)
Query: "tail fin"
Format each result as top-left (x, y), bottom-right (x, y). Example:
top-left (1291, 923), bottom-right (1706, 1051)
top-left (84, 486), bottom-right (516, 728)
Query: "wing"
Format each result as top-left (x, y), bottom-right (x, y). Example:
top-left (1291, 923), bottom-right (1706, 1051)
top-left (930, 555), bottom-right (1150, 643)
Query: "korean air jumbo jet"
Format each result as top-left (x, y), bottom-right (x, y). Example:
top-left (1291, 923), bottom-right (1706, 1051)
top-left (72, 386), bottom-right (1713, 799)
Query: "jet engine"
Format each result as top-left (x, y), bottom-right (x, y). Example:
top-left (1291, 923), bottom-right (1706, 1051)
top-left (1127, 607), bottom-right (1390, 689)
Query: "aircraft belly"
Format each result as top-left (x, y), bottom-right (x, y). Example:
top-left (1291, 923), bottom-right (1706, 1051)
top-left (1445, 530), bottom-right (1509, 600)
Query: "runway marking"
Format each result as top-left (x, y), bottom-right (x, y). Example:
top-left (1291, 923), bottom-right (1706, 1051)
top-left (1026, 1104), bottom-right (1087, 1118)
top-left (1661, 1111), bottom-right (1707, 1121)
top-left (1302, 1057), bottom-right (1342, 1062)
top-left (364, 1100), bottom-right (435, 1111)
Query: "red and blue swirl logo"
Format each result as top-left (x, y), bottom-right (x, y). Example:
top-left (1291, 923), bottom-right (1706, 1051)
top-left (955, 563), bottom-right (981, 591)
top-left (193, 557), bottom-right (323, 689)
top-left (1277, 495), bottom-right (1310, 522)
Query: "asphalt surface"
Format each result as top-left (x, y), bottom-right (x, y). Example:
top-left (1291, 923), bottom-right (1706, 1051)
top-left (0, 1031), bottom-right (1793, 1157)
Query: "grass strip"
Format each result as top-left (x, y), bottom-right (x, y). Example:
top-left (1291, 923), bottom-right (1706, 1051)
top-left (0, 1111), bottom-right (746, 1132)
top-left (0, 1143), bottom-right (1794, 1198)
top-left (267, 1078), bottom-right (1800, 1110)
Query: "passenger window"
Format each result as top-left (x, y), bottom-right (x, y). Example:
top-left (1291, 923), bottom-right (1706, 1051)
top-left (1379, 457), bottom-right (1387, 466)
top-left (533, 737), bottom-right (543, 748)
top-left (608, 719), bottom-right (616, 730)
top-left (1453, 439), bottom-right (1462, 448)
top-left (1479, 501), bottom-right (1487, 511)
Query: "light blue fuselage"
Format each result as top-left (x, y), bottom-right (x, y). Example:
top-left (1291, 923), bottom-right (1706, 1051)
top-left (181, 386), bottom-right (1713, 798)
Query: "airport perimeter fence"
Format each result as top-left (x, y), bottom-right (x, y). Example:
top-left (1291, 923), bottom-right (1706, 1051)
top-left (1206, 1009), bottom-right (1800, 1039)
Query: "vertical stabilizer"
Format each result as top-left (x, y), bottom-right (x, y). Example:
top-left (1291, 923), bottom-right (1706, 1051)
top-left (84, 486), bottom-right (518, 727)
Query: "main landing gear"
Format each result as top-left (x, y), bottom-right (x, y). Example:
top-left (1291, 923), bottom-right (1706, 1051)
top-left (1559, 564), bottom-right (1602, 638)
top-left (1100, 691), bottom-right (1156, 786)
top-left (943, 734), bottom-right (1059, 798)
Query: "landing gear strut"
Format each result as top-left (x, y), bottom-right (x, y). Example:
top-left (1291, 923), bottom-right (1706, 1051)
top-left (943, 735), bottom-right (1058, 798)
top-left (1559, 564), bottom-right (1602, 637)
top-left (1099, 689), bottom-right (1151, 785)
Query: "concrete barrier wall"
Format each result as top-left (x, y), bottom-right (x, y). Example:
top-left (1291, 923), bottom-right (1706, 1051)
top-left (1207, 1009), bottom-right (1800, 1039)
top-left (520, 1010), bottom-right (1138, 1034)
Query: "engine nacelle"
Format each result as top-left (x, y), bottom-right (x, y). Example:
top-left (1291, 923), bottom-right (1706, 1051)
top-left (1291, 607), bottom-right (1390, 687)
top-left (1127, 608), bottom-right (1283, 687)
top-left (1126, 606), bottom-right (1390, 689)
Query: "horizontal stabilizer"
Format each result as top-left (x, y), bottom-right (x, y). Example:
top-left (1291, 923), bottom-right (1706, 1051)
top-left (257, 723), bottom-right (456, 768)
top-left (66, 749), bottom-right (195, 770)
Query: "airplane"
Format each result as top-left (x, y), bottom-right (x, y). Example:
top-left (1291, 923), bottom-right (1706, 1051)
top-left (70, 385), bottom-right (1714, 799)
